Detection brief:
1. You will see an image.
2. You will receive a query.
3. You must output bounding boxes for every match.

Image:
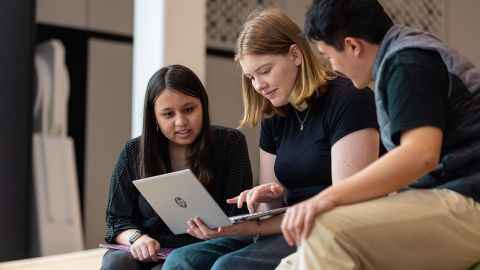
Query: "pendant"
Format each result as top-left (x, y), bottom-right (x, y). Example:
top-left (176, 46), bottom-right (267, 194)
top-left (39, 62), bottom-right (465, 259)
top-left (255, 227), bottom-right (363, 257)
top-left (300, 124), bottom-right (304, 131)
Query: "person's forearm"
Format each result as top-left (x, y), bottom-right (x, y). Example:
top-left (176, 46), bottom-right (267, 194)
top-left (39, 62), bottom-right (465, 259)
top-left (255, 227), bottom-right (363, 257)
top-left (320, 142), bottom-right (439, 206)
top-left (255, 214), bottom-right (283, 235)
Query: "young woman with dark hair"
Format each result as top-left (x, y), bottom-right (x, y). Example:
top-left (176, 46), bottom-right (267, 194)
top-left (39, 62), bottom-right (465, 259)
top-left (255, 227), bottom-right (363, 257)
top-left (101, 64), bottom-right (252, 270)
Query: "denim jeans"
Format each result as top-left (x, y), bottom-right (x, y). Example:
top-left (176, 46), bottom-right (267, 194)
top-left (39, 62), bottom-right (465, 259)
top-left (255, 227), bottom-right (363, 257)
top-left (163, 235), bottom-right (295, 270)
top-left (101, 249), bottom-right (164, 270)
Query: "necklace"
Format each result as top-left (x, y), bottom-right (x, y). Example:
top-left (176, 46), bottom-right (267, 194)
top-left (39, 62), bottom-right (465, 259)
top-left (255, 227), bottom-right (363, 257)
top-left (294, 106), bottom-right (312, 131)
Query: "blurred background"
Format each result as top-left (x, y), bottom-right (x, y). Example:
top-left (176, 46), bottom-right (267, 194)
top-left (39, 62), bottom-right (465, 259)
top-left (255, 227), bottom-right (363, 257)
top-left (1, 0), bottom-right (479, 262)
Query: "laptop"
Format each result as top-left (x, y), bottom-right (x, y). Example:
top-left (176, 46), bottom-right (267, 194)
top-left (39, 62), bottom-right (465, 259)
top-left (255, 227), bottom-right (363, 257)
top-left (132, 169), bottom-right (287, 234)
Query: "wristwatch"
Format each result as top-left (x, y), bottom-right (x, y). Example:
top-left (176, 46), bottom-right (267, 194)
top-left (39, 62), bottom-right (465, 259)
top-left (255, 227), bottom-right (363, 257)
top-left (128, 229), bottom-right (143, 245)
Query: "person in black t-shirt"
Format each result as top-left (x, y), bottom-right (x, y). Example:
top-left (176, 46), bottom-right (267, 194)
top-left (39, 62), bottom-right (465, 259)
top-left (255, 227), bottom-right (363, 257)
top-left (101, 65), bottom-right (252, 270)
top-left (274, 1), bottom-right (480, 269)
top-left (163, 9), bottom-right (379, 270)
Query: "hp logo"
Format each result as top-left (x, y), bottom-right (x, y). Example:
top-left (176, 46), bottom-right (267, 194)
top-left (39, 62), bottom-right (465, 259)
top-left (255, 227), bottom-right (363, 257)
top-left (174, 197), bottom-right (187, 208)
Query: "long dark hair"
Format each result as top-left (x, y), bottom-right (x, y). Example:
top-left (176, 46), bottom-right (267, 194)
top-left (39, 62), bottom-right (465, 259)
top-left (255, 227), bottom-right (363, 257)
top-left (139, 64), bottom-right (213, 185)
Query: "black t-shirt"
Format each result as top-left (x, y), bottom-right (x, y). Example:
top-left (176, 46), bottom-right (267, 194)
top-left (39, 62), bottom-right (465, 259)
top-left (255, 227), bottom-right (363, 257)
top-left (378, 48), bottom-right (480, 200)
top-left (379, 49), bottom-right (448, 146)
top-left (260, 77), bottom-right (378, 205)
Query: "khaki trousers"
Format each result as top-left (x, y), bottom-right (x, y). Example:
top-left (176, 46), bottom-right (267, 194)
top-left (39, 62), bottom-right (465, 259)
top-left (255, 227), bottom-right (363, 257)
top-left (276, 189), bottom-right (480, 270)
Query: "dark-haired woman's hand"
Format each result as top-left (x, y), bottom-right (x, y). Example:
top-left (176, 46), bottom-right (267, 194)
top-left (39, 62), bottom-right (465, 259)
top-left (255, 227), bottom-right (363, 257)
top-left (186, 217), bottom-right (258, 240)
top-left (129, 235), bottom-right (162, 262)
top-left (227, 183), bottom-right (285, 213)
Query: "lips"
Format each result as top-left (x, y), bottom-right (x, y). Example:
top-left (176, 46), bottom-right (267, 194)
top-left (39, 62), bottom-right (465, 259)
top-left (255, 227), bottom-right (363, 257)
top-left (175, 129), bottom-right (192, 138)
top-left (263, 88), bottom-right (278, 99)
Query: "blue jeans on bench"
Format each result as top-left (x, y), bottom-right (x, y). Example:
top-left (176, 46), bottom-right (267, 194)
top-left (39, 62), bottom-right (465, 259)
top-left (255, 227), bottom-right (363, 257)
top-left (101, 249), bottom-right (164, 270)
top-left (163, 235), bottom-right (295, 270)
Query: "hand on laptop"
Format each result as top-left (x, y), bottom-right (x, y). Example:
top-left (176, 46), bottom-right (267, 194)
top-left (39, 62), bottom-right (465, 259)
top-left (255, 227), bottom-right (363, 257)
top-left (130, 235), bottom-right (163, 262)
top-left (227, 183), bottom-right (285, 213)
top-left (186, 217), bottom-right (257, 240)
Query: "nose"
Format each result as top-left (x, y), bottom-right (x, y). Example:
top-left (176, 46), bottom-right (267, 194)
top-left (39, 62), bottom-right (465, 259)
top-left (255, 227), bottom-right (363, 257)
top-left (252, 77), bottom-right (267, 92)
top-left (175, 114), bottom-right (188, 127)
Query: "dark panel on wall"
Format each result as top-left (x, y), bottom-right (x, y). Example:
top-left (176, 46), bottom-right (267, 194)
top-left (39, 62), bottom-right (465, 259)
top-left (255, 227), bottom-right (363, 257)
top-left (0, 0), bottom-right (35, 261)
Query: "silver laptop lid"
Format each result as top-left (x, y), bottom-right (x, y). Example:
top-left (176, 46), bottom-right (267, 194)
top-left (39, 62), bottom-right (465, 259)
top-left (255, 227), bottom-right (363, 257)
top-left (133, 169), bottom-right (232, 234)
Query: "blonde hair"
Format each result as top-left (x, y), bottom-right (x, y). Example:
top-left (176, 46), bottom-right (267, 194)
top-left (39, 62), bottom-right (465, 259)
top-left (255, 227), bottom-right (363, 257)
top-left (236, 8), bottom-right (333, 127)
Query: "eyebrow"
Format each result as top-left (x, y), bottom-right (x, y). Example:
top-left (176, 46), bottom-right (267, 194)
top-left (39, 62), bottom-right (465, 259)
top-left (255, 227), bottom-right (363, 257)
top-left (159, 102), bottom-right (197, 112)
top-left (244, 63), bottom-right (272, 77)
top-left (182, 102), bottom-right (197, 107)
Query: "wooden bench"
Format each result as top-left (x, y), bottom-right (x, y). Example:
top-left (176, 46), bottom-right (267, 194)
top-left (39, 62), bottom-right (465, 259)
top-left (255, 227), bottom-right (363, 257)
top-left (0, 249), bottom-right (106, 270)
top-left (0, 249), bottom-right (476, 269)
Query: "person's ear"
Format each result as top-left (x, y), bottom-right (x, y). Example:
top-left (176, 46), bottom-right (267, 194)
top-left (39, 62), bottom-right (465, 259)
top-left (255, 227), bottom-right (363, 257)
top-left (289, 44), bottom-right (303, 66)
top-left (344, 37), bottom-right (363, 57)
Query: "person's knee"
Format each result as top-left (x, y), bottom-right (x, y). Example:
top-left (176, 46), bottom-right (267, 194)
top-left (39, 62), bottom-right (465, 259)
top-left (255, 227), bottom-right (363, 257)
top-left (211, 254), bottom-right (240, 270)
top-left (165, 239), bottom-right (239, 269)
top-left (297, 210), bottom-right (364, 262)
top-left (302, 211), bottom-right (352, 249)
top-left (163, 248), bottom-right (191, 269)
top-left (312, 207), bottom-right (358, 236)
top-left (101, 250), bottom-right (140, 270)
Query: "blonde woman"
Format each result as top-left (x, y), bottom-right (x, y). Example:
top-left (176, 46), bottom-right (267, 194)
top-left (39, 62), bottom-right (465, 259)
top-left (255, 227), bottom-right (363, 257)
top-left (163, 9), bottom-right (379, 270)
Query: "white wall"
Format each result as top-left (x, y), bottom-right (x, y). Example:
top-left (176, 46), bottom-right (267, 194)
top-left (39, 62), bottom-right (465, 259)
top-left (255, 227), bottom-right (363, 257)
top-left (132, 0), bottom-right (206, 137)
top-left (282, 0), bottom-right (312, 30)
top-left (446, 0), bottom-right (480, 67)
